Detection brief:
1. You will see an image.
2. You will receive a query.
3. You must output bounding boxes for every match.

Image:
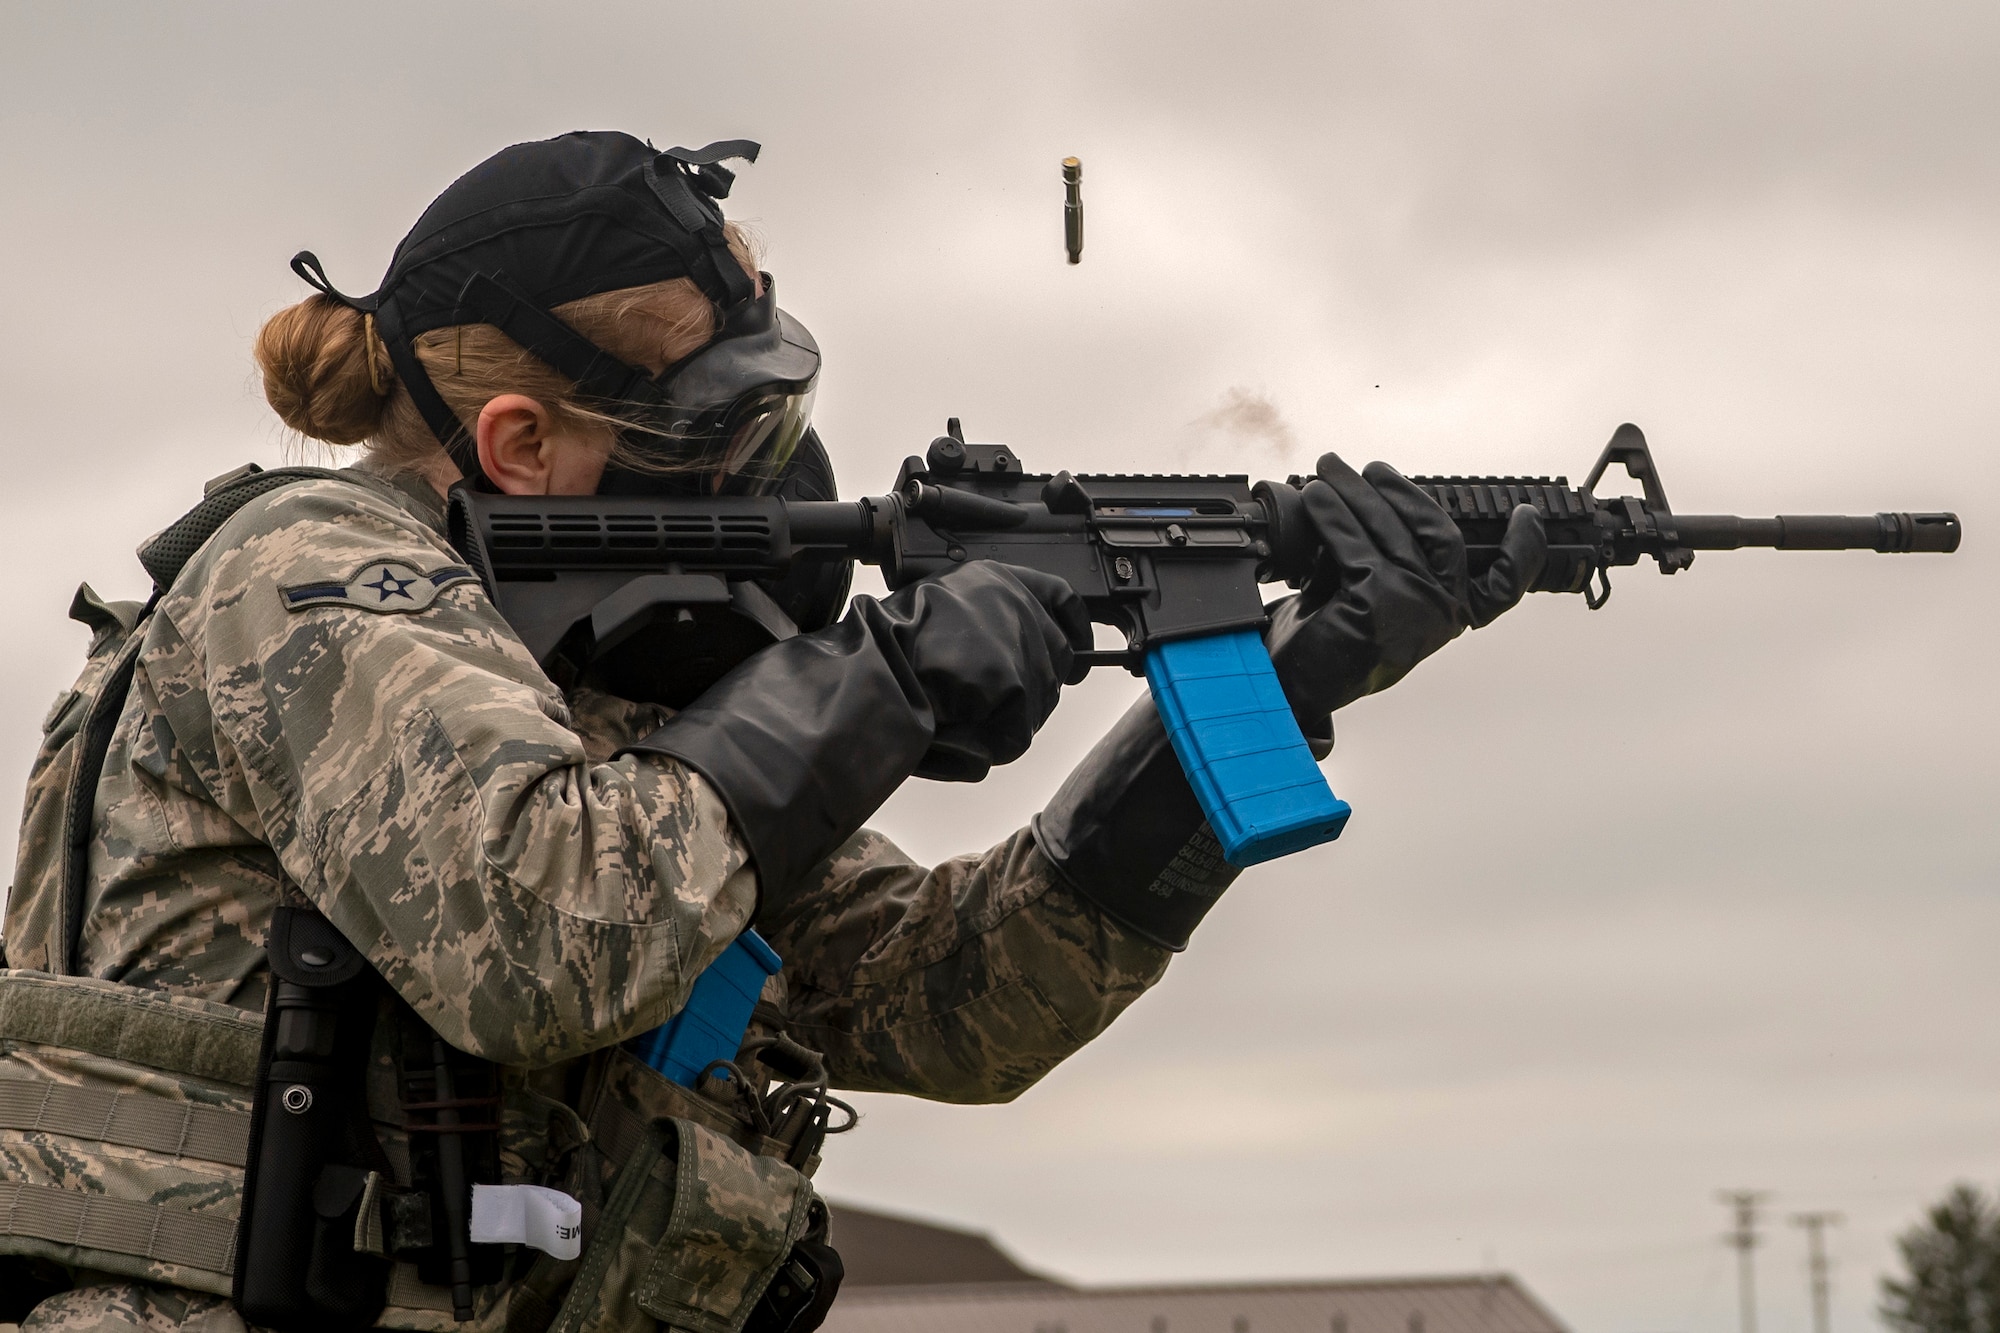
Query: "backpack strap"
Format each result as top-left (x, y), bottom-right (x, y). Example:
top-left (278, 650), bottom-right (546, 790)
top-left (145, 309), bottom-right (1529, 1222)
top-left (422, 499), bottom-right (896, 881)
top-left (56, 464), bottom-right (344, 975)
top-left (138, 465), bottom-right (345, 591)
top-left (55, 632), bottom-right (149, 976)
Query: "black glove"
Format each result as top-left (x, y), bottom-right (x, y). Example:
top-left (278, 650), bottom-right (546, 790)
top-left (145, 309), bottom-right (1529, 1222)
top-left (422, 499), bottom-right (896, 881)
top-left (1267, 452), bottom-right (1546, 725)
top-left (624, 560), bottom-right (1090, 910)
top-left (907, 566), bottom-right (1092, 783)
top-left (1033, 452), bottom-right (1546, 951)
top-left (1030, 695), bottom-right (1234, 952)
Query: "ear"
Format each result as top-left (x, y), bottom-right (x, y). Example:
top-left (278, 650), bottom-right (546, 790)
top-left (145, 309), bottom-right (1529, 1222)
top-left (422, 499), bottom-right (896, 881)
top-left (475, 394), bottom-right (561, 495)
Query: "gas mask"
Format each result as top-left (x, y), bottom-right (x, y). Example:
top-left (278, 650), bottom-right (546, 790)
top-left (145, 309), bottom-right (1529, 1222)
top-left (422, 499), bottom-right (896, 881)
top-left (592, 284), bottom-right (820, 499)
top-left (440, 266), bottom-right (821, 502)
top-left (291, 131), bottom-right (852, 705)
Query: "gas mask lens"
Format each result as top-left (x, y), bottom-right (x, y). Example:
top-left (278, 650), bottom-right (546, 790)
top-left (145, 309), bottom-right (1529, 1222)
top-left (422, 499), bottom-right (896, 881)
top-left (591, 284), bottom-right (821, 499)
top-left (712, 385), bottom-right (815, 494)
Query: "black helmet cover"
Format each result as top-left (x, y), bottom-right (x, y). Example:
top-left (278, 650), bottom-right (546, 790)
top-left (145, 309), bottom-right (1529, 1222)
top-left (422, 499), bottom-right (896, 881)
top-left (289, 130), bottom-right (817, 492)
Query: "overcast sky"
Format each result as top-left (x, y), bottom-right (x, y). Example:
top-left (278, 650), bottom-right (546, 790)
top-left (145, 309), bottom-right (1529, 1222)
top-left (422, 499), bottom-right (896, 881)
top-left (3, 5), bottom-right (1996, 1332)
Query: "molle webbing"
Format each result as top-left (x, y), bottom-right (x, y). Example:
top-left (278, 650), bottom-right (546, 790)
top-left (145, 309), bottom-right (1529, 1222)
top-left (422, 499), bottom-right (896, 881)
top-left (0, 969), bottom-right (263, 1291)
top-left (0, 970), bottom-right (263, 1087)
top-left (0, 1075), bottom-right (249, 1165)
top-left (0, 1180), bottom-right (240, 1276)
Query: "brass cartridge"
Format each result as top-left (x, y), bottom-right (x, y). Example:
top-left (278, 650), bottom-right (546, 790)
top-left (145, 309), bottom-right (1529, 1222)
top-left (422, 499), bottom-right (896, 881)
top-left (1062, 156), bottom-right (1083, 264)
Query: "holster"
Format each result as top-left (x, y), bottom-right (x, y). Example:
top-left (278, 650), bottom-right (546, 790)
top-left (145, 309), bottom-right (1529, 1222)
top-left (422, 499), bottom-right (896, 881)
top-left (232, 904), bottom-right (391, 1332)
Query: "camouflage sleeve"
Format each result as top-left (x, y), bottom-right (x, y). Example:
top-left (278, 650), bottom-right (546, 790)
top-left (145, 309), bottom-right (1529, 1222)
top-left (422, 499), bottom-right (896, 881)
top-left (758, 827), bottom-right (1173, 1104)
top-left (143, 476), bottom-right (757, 1067)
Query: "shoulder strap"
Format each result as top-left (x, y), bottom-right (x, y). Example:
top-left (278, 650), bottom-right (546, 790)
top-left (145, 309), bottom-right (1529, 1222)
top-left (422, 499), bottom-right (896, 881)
top-left (55, 465), bottom-right (342, 975)
top-left (138, 464), bottom-right (346, 592)
top-left (55, 631), bottom-right (148, 976)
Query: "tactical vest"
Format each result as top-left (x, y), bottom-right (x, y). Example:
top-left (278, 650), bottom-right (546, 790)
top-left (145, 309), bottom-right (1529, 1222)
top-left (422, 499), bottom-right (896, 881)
top-left (0, 466), bottom-right (836, 1333)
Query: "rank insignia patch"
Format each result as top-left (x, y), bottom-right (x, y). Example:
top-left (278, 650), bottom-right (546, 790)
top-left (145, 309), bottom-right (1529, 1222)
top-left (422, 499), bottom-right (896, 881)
top-left (282, 561), bottom-right (478, 613)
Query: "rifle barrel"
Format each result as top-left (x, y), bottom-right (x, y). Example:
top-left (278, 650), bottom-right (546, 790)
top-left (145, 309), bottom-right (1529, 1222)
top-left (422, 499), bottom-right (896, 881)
top-left (1673, 512), bottom-right (1961, 553)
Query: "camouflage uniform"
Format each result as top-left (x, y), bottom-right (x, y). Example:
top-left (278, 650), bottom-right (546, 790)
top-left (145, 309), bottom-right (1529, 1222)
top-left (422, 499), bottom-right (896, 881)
top-left (5, 467), bottom-right (1175, 1331)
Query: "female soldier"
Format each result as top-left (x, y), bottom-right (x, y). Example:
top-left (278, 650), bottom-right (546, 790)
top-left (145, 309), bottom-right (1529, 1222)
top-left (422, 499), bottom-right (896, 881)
top-left (1, 132), bottom-right (1545, 1333)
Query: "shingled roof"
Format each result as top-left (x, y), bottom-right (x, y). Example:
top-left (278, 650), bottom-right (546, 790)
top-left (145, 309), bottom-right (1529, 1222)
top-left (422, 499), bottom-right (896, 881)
top-left (822, 1273), bottom-right (1568, 1333)
top-left (827, 1202), bottom-right (1061, 1288)
top-left (821, 1203), bottom-right (1570, 1333)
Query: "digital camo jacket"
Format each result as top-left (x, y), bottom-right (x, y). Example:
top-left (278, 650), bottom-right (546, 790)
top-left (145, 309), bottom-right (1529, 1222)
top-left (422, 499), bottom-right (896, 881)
top-left (8, 467), bottom-right (1173, 1095)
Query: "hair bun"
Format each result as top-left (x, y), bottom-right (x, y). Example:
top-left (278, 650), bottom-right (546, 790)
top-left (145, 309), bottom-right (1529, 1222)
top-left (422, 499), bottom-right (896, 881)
top-left (254, 295), bottom-right (393, 445)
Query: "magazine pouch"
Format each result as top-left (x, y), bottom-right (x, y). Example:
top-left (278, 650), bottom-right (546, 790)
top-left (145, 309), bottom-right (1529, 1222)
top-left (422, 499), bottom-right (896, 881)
top-left (632, 1117), bottom-right (814, 1333)
top-left (543, 1050), bottom-right (815, 1333)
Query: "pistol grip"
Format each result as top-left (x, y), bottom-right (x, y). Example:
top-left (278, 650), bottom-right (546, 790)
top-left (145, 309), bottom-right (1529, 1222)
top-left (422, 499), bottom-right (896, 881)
top-left (1142, 631), bottom-right (1352, 866)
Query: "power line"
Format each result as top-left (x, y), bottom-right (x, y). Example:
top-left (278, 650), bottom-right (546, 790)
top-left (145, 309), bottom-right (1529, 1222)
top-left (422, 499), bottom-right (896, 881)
top-left (1719, 1191), bottom-right (1772, 1333)
top-left (1792, 1211), bottom-right (1844, 1333)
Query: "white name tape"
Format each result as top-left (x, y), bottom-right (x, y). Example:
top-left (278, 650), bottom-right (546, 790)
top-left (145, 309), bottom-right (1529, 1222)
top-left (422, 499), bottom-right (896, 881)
top-left (469, 1184), bottom-right (584, 1261)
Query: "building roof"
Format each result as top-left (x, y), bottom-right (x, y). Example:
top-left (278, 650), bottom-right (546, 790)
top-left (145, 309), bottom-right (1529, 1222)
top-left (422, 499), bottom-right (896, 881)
top-left (827, 1202), bottom-right (1060, 1288)
top-left (822, 1273), bottom-right (1569, 1333)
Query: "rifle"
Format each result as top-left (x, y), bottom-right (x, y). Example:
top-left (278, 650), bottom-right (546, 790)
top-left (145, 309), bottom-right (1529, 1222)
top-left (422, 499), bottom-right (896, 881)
top-left (448, 421), bottom-right (1960, 867)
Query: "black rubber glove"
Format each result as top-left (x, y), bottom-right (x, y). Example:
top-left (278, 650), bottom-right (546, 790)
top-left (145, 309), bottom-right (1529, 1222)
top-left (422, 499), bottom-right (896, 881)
top-left (909, 567), bottom-right (1092, 783)
top-left (1267, 453), bottom-right (1547, 725)
top-left (1030, 695), bottom-right (1231, 952)
top-left (624, 560), bottom-right (1090, 910)
top-left (1033, 452), bottom-right (1546, 951)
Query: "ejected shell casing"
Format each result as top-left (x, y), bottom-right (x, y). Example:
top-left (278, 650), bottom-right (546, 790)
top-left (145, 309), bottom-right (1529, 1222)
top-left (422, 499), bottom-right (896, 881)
top-left (1062, 156), bottom-right (1083, 264)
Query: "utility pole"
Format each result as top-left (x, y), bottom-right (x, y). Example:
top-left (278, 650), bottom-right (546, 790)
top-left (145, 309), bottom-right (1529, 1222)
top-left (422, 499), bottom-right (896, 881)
top-left (1792, 1211), bottom-right (1844, 1333)
top-left (1719, 1191), bottom-right (1772, 1333)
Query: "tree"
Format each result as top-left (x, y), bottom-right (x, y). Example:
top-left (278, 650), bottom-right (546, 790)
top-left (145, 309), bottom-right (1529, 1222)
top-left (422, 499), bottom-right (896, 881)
top-left (1881, 1184), bottom-right (2000, 1333)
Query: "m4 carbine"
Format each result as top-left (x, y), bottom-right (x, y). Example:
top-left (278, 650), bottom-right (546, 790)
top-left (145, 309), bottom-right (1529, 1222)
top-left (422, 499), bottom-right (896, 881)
top-left (449, 421), bottom-right (1960, 866)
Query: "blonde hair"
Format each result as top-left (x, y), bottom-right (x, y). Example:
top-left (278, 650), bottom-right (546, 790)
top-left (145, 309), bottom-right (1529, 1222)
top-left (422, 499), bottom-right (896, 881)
top-left (254, 225), bottom-right (761, 476)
